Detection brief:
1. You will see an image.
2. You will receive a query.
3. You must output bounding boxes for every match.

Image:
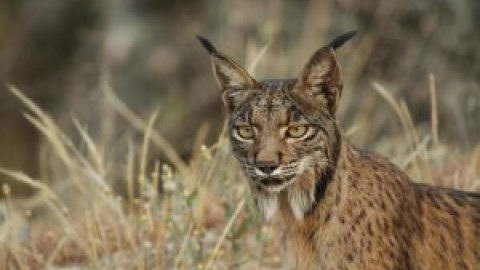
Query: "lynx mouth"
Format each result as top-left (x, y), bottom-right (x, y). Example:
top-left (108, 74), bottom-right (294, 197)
top-left (257, 175), bottom-right (296, 191)
top-left (261, 177), bottom-right (287, 186)
top-left (243, 163), bottom-right (299, 191)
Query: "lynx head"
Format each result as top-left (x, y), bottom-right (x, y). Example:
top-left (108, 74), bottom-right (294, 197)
top-left (198, 32), bottom-right (355, 219)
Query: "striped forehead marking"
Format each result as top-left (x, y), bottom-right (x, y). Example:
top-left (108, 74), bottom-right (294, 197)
top-left (246, 79), bottom-right (298, 123)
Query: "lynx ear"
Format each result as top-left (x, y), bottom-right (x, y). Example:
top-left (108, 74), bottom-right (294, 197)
top-left (293, 47), bottom-right (342, 114)
top-left (197, 36), bottom-right (256, 111)
top-left (292, 31), bottom-right (355, 115)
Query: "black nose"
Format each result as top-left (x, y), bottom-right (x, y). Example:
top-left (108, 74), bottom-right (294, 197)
top-left (258, 165), bottom-right (277, 175)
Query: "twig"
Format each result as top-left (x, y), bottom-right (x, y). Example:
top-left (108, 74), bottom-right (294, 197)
top-left (204, 198), bottom-right (246, 270)
top-left (139, 111), bottom-right (159, 197)
top-left (174, 222), bottom-right (195, 268)
top-left (429, 74), bottom-right (439, 146)
top-left (247, 41), bottom-right (271, 75)
top-left (401, 136), bottom-right (431, 169)
top-left (371, 81), bottom-right (416, 151)
top-left (101, 81), bottom-right (188, 175)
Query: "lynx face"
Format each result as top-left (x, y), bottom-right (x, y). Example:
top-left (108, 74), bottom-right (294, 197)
top-left (228, 80), bottom-right (336, 193)
top-left (198, 34), bottom-right (351, 218)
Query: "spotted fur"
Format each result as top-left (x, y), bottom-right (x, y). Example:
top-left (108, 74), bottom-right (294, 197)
top-left (199, 33), bottom-right (480, 270)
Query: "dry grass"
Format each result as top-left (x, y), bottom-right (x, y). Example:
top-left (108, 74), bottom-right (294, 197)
top-left (0, 79), bottom-right (479, 269)
top-left (0, 85), bottom-right (276, 269)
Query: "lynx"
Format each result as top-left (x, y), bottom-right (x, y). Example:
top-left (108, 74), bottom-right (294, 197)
top-left (198, 32), bottom-right (480, 269)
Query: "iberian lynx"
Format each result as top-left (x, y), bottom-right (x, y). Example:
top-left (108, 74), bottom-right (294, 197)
top-left (198, 32), bottom-right (480, 270)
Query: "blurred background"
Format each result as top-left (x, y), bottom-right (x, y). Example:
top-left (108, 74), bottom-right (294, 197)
top-left (0, 0), bottom-right (479, 196)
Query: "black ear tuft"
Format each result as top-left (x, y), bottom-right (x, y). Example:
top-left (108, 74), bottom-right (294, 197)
top-left (327, 31), bottom-right (356, 50)
top-left (197, 35), bottom-right (219, 55)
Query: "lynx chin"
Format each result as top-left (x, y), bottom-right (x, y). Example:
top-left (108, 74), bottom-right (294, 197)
top-left (198, 32), bottom-right (480, 270)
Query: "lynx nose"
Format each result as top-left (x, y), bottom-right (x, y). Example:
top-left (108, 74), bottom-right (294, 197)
top-left (257, 164), bottom-right (278, 175)
top-left (256, 148), bottom-right (281, 175)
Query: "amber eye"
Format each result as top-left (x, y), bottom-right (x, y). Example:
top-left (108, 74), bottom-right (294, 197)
top-left (235, 126), bottom-right (255, 139)
top-left (286, 125), bottom-right (309, 139)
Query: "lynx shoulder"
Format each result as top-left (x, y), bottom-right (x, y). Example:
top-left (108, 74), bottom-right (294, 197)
top-left (198, 32), bottom-right (480, 270)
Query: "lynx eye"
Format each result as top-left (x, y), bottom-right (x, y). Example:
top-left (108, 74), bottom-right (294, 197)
top-left (285, 125), bottom-right (309, 139)
top-left (235, 126), bottom-right (255, 140)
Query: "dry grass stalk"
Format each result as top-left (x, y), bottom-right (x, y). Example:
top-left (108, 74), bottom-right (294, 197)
top-left (101, 78), bottom-right (188, 175)
top-left (429, 73), bottom-right (439, 147)
top-left (204, 197), bottom-right (246, 270)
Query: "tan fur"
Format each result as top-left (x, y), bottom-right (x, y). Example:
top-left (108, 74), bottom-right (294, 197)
top-left (199, 34), bottom-right (480, 269)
